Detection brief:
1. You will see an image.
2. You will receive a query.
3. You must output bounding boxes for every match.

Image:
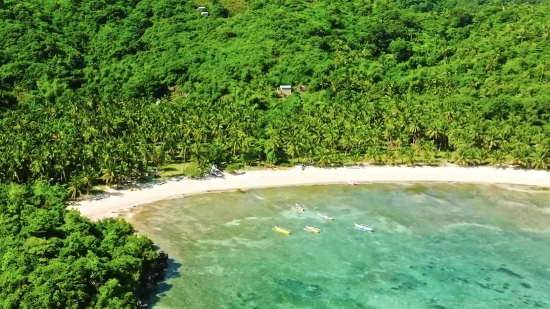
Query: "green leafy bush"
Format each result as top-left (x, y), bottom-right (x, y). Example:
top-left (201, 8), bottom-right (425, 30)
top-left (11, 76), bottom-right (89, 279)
top-left (183, 162), bottom-right (204, 178)
top-left (226, 163), bottom-right (244, 174)
top-left (0, 182), bottom-right (168, 309)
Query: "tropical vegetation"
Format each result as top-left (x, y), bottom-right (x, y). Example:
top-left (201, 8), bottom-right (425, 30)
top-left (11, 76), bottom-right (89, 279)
top-left (2, 0), bottom-right (550, 194)
top-left (0, 182), bottom-right (168, 308)
top-left (1, 0), bottom-right (549, 306)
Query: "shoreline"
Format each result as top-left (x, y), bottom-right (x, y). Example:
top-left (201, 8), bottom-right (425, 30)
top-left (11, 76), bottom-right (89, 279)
top-left (69, 165), bottom-right (550, 220)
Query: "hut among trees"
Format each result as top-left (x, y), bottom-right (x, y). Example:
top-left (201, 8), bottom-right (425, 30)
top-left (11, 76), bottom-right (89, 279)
top-left (277, 85), bottom-right (292, 97)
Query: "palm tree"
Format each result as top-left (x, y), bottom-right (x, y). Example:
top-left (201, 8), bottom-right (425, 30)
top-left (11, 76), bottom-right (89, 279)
top-left (365, 147), bottom-right (378, 164)
top-left (100, 168), bottom-right (116, 186)
top-left (350, 150), bottom-right (363, 165)
top-left (67, 177), bottom-right (82, 199)
top-left (403, 148), bottom-right (415, 166)
top-left (486, 151), bottom-right (506, 168)
top-left (508, 146), bottom-right (530, 168)
top-left (452, 148), bottom-right (478, 166)
top-left (315, 149), bottom-right (332, 167)
top-left (530, 149), bottom-right (548, 170)
top-left (285, 140), bottom-right (301, 159)
top-left (79, 168), bottom-right (95, 191)
top-left (421, 151), bottom-right (436, 166)
top-left (383, 150), bottom-right (398, 166)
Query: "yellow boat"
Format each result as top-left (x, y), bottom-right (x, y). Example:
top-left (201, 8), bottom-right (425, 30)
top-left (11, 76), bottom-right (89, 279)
top-left (304, 226), bottom-right (321, 234)
top-left (274, 226), bottom-right (291, 235)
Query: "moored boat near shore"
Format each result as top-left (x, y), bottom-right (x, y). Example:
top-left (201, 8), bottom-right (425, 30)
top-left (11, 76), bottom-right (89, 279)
top-left (274, 226), bottom-right (291, 235)
top-left (291, 203), bottom-right (307, 212)
top-left (354, 223), bottom-right (374, 232)
top-left (304, 226), bottom-right (321, 233)
top-left (317, 213), bottom-right (333, 220)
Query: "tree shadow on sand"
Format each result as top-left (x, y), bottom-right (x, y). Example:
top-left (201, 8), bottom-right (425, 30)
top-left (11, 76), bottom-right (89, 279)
top-left (86, 191), bottom-right (124, 201)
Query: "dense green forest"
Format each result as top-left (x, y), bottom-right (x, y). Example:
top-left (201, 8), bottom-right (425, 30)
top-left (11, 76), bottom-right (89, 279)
top-left (0, 182), bottom-right (168, 308)
top-left (1, 0), bottom-right (550, 193)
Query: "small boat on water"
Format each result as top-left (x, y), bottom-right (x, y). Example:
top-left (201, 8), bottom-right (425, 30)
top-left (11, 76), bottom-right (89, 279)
top-left (274, 226), bottom-right (291, 235)
top-left (348, 181), bottom-right (359, 186)
top-left (291, 203), bottom-right (307, 212)
top-left (304, 226), bottom-right (321, 233)
top-left (318, 213), bottom-right (333, 220)
top-left (354, 223), bottom-right (374, 232)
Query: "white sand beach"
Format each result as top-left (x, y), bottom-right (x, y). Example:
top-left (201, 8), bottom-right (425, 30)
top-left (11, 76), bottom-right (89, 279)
top-left (70, 165), bottom-right (550, 220)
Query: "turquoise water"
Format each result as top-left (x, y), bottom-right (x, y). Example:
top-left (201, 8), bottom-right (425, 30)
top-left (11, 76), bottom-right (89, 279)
top-left (127, 183), bottom-right (550, 309)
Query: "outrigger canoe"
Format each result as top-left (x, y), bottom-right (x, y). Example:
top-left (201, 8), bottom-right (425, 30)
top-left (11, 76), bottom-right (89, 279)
top-left (291, 203), bottom-right (307, 212)
top-left (274, 226), bottom-right (291, 235)
top-left (354, 223), bottom-right (374, 232)
top-left (317, 213), bottom-right (333, 220)
top-left (304, 226), bottom-right (321, 234)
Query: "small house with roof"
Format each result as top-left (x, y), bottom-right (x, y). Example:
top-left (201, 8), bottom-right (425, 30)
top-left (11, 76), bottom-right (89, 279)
top-left (277, 85), bottom-right (292, 97)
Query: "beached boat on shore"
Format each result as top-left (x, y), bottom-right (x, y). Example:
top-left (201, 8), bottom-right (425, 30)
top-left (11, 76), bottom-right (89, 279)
top-left (274, 226), bottom-right (291, 235)
top-left (354, 223), bottom-right (374, 232)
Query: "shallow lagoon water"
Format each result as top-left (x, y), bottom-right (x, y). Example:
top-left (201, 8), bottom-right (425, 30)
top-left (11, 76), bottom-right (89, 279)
top-left (127, 183), bottom-right (550, 309)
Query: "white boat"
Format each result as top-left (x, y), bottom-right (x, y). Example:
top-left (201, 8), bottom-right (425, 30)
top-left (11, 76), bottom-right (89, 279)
top-left (303, 226), bottom-right (321, 233)
top-left (291, 203), bottom-right (307, 211)
top-left (347, 181), bottom-right (359, 186)
top-left (354, 223), bottom-right (374, 232)
top-left (317, 213), bottom-right (333, 220)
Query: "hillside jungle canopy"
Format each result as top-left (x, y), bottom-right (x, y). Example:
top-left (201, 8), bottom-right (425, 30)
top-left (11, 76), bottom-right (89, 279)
top-left (0, 182), bottom-right (168, 309)
top-left (0, 0), bottom-right (550, 193)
